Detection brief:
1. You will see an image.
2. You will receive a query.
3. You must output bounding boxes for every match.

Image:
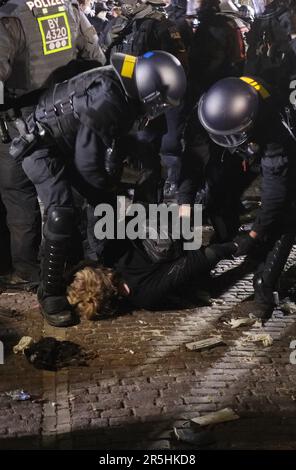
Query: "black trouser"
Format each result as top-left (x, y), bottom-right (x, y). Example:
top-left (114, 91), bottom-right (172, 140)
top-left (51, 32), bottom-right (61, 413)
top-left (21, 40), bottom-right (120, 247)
top-left (117, 118), bottom-right (165, 204)
top-left (181, 118), bottom-right (245, 241)
top-left (22, 137), bottom-right (160, 259)
top-left (0, 120), bottom-right (41, 281)
top-left (0, 195), bottom-right (11, 274)
top-left (251, 211), bottom-right (296, 303)
top-left (160, 104), bottom-right (186, 187)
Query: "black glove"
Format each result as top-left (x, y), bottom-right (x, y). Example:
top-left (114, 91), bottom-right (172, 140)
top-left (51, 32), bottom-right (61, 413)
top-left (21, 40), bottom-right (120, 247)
top-left (206, 242), bottom-right (237, 261)
top-left (233, 234), bottom-right (258, 258)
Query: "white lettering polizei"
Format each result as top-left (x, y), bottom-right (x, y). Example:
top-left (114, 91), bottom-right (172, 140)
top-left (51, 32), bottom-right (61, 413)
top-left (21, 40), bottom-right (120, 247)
top-left (26, 0), bottom-right (65, 11)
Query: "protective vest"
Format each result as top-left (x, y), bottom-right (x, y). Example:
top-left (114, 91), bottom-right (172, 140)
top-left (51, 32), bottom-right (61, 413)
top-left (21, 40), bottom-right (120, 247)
top-left (0, 0), bottom-right (79, 92)
top-left (34, 66), bottom-right (131, 149)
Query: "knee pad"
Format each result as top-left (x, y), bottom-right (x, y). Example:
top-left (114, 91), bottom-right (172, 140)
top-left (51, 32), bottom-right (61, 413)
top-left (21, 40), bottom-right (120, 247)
top-left (45, 207), bottom-right (74, 240)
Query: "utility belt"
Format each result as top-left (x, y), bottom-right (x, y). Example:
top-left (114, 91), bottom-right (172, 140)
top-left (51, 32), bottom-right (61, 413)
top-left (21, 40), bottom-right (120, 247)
top-left (0, 107), bottom-right (40, 162)
top-left (8, 113), bottom-right (46, 163)
top-left (7, 85), bottom-right (81, 161)
top-left (0, 88), bottom-right (46, 159)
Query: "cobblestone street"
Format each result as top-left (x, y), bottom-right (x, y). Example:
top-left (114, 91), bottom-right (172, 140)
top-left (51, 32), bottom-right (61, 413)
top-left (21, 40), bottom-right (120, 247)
top-left (1, 245), bottom-right (296, 450)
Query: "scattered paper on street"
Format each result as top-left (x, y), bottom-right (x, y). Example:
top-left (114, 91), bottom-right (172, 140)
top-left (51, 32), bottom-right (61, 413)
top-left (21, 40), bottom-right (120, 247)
top-left (191, 408), bottom-right (239, 426)
top-left (243, 332), bottom-right (273, 347)
top-left (186, 336), bottom-right (225, 351)
top-left (224, 318), bottom-right (256, 329)
top-left (13, 336), bottom-right (34, 355)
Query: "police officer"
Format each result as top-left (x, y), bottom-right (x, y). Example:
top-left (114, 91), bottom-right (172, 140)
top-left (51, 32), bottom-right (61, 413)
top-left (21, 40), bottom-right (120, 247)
top-left (15, 51), bottom-right (186, 327)
top-left (246, 0), bottom-right (296, 99)
top-left (198, 75), bottom-right (296, 318)
top-left (0, 0), bottom-right (105, 288)
top-left (177, 0), bottom-right (246, 240)
top-left (108, 0), bottom-right (186, 60)
top-left (106, 0), bottom-right (187, 202)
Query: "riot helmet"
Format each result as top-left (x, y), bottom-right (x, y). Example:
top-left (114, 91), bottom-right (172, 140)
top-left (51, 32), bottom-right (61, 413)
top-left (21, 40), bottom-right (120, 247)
top-left (198, 76), bottom-right (270, 148)
top-left (111, 50), bottom-right (187, 119)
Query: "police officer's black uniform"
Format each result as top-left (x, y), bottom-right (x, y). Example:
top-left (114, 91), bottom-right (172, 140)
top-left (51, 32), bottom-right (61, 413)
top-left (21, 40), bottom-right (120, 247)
top-left (108, 0), bottom-right (187, 201)
top-left (198, 75), bottom-right (296, 319)
top-left (0, 0), bottom-right (105, 285)
top-left (15, 51), bottom-right (186, 327)
top-left (178, 0), bottom-right (246, 240)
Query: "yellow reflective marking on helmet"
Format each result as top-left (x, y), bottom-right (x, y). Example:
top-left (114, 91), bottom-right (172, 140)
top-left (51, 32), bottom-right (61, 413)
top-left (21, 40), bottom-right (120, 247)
top-left (240, 76), bottom-right (270, 99)
top-left (121, 55), bottom-right (136, 79)
top-left (37, 12), bottom-right (72, 56)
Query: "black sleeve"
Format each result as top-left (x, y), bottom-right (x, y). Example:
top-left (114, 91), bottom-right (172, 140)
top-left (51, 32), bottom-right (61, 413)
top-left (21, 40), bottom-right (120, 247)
top-left (177, 116), bottom-right (210, 205)
top-left (177, 153), bottom-right (201, 205)
top-left (74, 124), bottom-right (116, 206)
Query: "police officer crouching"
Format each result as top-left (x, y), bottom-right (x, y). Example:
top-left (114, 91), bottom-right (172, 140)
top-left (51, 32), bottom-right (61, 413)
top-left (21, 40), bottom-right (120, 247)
top-left (198, 75), bottom-right (296, 319)
top-left (12, 51), bottom-right (186, 327)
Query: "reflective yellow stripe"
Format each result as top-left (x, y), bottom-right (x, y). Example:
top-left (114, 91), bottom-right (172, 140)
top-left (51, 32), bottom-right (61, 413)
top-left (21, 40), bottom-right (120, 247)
top-left (240, 76), bottom-right (270, 99)
top-left (121, 55), bottom-right (136, 79)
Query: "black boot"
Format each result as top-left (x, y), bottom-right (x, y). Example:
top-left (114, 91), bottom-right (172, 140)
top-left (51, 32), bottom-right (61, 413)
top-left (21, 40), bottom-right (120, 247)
top-left (253, 233), bottom-right (295, 319)
top-left (38, 207), bottom-right (75, 327)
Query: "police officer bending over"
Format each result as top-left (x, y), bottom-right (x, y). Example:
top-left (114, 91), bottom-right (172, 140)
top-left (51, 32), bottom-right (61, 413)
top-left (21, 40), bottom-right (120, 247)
top-left (107, 0), bottom-right (187, 202)
top-left (198, 75), bottom-right (296, 319)
top-left (0, 0), bottom-right (105, 288)
top-left (12, 51), bottom-right (186, 327)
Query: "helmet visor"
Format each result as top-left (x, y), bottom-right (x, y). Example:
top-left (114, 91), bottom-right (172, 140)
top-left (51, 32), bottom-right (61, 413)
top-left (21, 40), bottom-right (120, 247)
top-left (209, 131), bottom-right (249, 148)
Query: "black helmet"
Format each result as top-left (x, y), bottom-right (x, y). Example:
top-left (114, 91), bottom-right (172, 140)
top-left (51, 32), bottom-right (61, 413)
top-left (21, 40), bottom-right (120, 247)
top-left (111, 51), bottom-right (187, 119)
top-left (198, 76), bottom-right (270, 148)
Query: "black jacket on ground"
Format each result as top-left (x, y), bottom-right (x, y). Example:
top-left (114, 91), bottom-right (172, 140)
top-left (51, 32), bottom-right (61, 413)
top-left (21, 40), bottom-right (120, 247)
top-left (104, 238), bottom-right (215, 309)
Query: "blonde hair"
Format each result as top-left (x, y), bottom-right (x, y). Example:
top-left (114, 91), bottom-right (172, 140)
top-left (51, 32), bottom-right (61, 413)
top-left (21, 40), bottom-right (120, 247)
top-left (67, 266), bottom-right (120, 320)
